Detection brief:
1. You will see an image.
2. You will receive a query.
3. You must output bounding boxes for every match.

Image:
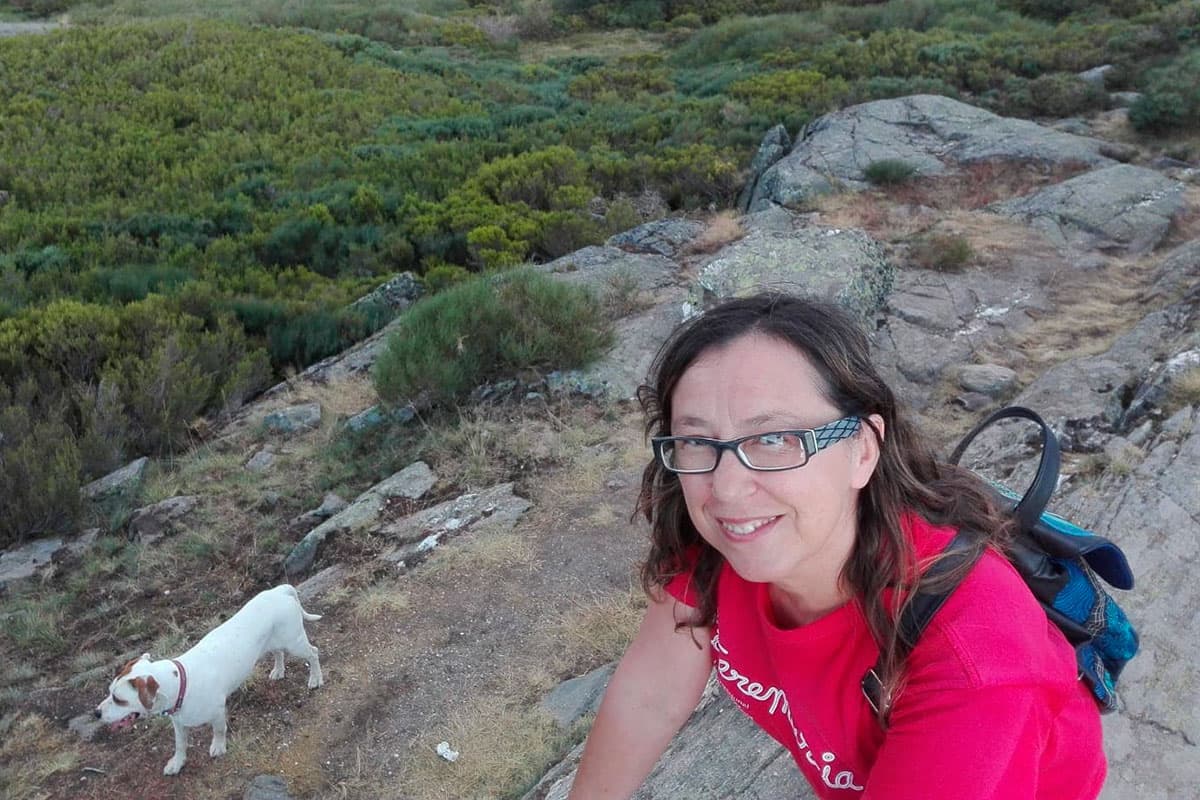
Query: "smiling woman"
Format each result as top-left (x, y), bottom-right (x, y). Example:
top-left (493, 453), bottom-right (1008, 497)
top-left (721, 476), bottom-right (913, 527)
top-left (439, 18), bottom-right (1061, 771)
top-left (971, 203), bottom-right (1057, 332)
top-left (567, 292), bottom-right (1107, 800)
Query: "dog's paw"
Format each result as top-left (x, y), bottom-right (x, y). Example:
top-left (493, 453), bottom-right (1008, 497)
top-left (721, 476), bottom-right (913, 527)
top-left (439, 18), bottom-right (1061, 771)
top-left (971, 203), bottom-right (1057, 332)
top-left (308, 674), bottom-right (323, 689)
top-left (163, 757), bottom-right (185, 776)
top-left (209, 740), bottom-right (227, 758)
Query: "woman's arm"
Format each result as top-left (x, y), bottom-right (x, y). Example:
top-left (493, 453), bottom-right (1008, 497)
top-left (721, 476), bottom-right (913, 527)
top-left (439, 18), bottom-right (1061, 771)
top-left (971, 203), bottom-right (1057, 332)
top-left (567, 589), bottom-right (713, 800)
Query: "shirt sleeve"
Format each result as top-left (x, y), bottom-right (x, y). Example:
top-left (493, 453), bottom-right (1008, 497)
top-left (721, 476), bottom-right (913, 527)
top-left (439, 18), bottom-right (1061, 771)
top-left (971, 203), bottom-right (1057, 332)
top-left (863, 683), bottom-right (1053, 800)
top-left (663, 545), bottom-right (703, 608)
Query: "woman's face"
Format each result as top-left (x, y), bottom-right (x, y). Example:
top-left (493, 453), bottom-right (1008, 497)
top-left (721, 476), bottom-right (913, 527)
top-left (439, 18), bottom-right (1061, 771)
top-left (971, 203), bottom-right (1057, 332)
top-left (669, 332), bottom-right (881, 599)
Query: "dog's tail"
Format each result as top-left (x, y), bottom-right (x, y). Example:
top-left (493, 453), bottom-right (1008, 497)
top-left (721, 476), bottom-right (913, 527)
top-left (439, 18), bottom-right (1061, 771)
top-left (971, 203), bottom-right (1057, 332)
top-left (281, 584), bottom-right (323, 621)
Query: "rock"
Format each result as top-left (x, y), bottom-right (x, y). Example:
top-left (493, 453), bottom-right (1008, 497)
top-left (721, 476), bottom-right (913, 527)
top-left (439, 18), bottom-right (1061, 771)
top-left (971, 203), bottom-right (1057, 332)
top-left (524, 684), bottom-right (814, 800)
top-left (954, 392), bottom-right (993, 412)
top-left (345, 403), bottom-right (415, 433)
top-left (0, 537), bottom-right (63, 590)
top-left (128, 495), bottom-right (201, 545)
top-left (245, 446), bottom-right (276, 472)
top-left (244, 774), bottom-right (294, 800)
top-left (607, 218), bottom-right (706, 258)
top-left (1146, 230), bottom-right (1200, 305)
top-left (296, 565), bottom-right (347, 605)
top-left (284, 461), bottom-right (438, 575)
top-left (558, 297), bottom-right (688, 401)
top-left (1078, 64), bottom-right (1114, 87)
top-left (1109, 91), bottom-right (1142, 108)
top-left (81, 457), bottom-right (149, 500)
top-left (263, 403), bottom-right (322, 434)
top-left (694, 224), bottom-right (893, 323)
top-left (959, 364), bottom-right (1018, 396)
top-left (988, 164), bottom-right (1185, 255)
top-left (349, 272), bottom-right (422, 313)
top-left (540, 663), bottom-right (616, 729)
top-left (536, 246), bottom-right (677, 294)
top-left (378, 482), bottom-right (531, 563)
top-left (1058, 416), bottom-right (1200, 789)
top-left (749, 95), bottom-right (1113, 210)
top-left (737, 124), bottom-right (792, 212)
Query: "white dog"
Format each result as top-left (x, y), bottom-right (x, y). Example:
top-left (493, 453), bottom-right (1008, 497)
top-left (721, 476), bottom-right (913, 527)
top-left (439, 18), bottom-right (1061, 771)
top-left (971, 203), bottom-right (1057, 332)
top-left (93, 583), bottom-right (323, 775)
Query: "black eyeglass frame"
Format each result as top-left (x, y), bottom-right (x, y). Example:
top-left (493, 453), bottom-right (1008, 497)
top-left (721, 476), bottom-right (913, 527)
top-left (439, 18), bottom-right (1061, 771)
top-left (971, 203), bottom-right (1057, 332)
top-left (651, 415), bottom-right (863, 474)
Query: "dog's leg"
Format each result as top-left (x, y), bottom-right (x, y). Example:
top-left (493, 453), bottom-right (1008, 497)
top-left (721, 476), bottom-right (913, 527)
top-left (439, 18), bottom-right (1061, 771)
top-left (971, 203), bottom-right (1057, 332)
top-left (286, 637), bottom-right (323, 688)
top-left (209, 704), bottom-right (228, 758)
top-left (269, 651), bottom-right (285, 680)
top-left (164, 719), bottom-right (188, 775)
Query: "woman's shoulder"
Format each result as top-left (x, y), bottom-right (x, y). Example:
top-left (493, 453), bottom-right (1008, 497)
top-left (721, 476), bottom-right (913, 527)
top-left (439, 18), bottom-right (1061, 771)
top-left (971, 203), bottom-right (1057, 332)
top-left (907, 522), bottom-right (1079, 693)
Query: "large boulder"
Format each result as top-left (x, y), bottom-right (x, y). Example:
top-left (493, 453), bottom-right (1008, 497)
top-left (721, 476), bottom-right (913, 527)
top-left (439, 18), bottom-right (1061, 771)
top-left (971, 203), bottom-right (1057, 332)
top-left (988, 164), bottom-right (1186, 255)
top-left (694, 221), bottom-right (894, 323)
top-left (749, 94), bottom-right (1114, 211)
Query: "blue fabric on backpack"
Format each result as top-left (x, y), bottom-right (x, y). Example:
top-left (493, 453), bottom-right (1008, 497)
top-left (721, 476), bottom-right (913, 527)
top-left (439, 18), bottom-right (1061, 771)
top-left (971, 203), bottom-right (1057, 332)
top-left (950, 407), bottom-right (1139, 714)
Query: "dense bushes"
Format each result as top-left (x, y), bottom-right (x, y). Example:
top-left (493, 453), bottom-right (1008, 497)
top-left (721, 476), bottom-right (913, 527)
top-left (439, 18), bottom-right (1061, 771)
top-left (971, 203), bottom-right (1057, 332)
top-left (0, 297), bottom-right (272, 546)
top-left (1129, 50), bottom-right (1200, 132)
top-left (373, 270), bottom-right (611, 406)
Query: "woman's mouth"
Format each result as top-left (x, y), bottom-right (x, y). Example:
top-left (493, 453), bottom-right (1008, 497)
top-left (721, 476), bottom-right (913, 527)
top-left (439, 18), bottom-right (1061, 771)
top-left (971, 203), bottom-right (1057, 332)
top-left (718, 516), bottom-right (780, 540)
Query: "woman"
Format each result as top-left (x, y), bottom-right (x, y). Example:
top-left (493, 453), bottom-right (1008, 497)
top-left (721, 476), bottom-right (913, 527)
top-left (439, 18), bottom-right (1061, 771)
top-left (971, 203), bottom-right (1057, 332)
top-left (568, 293), bottom-right (1104, 799)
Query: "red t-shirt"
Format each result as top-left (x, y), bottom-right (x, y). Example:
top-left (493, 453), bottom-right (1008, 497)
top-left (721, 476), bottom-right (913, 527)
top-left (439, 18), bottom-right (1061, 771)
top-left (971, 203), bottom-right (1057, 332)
top-left (665, 513), bottom-right (1105, 800)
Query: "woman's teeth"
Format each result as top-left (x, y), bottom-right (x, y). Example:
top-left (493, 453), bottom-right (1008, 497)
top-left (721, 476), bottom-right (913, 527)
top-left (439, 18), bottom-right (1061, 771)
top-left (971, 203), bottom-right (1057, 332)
top-left (721, 517), bottom-right (776, 536)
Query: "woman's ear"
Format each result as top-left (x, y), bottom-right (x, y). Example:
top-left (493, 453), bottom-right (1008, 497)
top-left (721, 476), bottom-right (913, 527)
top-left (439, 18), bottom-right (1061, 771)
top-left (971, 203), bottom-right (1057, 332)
top-left (850, 414), bottom-right (885, 490)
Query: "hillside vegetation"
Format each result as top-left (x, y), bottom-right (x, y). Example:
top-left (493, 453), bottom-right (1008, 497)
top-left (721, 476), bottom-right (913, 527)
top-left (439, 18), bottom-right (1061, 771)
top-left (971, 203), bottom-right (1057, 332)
top-left (2, 0), bottom-right (1200, 546)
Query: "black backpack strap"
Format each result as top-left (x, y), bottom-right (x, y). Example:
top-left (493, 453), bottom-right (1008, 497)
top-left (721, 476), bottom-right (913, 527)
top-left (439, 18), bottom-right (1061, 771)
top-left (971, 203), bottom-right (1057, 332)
top-left (862, 532), bottom-right (979, 718)
top-left (947, 406), bottom-right (1060, 534)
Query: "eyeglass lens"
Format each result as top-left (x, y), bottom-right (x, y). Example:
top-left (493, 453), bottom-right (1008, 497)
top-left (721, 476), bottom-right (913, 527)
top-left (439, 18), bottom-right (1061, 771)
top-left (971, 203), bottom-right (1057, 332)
top-left (664, 431), bottom-right (810, 472)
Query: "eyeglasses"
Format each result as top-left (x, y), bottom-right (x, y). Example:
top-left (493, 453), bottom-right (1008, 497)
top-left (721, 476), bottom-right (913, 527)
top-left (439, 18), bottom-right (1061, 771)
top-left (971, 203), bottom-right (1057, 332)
top-left (651, 416), bottom-right (862, 474)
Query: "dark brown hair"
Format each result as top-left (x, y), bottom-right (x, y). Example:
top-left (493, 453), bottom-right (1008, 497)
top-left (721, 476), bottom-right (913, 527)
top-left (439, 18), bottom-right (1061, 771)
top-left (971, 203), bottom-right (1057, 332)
top-left (636, 292), bottom-right (1012, 723)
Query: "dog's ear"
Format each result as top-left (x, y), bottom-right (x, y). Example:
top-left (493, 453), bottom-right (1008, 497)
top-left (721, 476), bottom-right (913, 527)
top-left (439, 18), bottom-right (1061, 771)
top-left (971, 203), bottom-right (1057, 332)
top-left (132, 676), bottom-right (159, 710)
top-left (116, 656), bottom-right (142, 678)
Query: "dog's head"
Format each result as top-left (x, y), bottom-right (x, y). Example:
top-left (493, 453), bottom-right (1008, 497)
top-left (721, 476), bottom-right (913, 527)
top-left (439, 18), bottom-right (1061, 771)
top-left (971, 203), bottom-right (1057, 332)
top-left (93, 654), bottom-right (159, 731)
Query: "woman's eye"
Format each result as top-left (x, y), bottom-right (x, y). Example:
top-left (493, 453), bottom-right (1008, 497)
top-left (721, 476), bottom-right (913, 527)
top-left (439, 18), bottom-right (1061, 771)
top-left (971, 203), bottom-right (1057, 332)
top-left (756, 433), bottom-right (788, 447)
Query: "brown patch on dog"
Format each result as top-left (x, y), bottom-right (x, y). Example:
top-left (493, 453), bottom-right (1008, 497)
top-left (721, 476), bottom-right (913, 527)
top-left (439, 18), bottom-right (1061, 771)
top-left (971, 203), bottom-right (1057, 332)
top-left (132, 676), bottom-right (158, 710)
top-left (115, 656), bottom-right (142, 679)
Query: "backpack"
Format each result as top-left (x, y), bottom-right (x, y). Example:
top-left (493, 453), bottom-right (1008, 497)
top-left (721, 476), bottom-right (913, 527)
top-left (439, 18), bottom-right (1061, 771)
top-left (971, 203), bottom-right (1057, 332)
top-left (861, 406), bottom-right (1139, 719)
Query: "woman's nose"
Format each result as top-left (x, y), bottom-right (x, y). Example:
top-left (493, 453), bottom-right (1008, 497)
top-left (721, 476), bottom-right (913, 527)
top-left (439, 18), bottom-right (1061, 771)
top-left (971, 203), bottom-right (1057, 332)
top-left (709, 450), bottom-right (757, 498)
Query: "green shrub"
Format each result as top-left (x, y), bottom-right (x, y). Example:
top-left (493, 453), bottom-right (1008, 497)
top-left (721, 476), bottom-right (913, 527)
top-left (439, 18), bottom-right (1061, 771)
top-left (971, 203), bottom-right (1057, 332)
top-left (422, 262), bottom-right (472, 294)
top-left (1129, 51), bottom-right (1200, 132)
top-left (373, 269), bottom-right (611, 405)
top-left (864, 159), bottom-right (918, 186)
top-left (1025, 73), bottom-right (1109, 116)
top-left (1129, 91), bottom-right (1188, 132)
top-left (0, 382), bottom-right (83, 547)
top-left (909, 234), bottom-right (974, 272)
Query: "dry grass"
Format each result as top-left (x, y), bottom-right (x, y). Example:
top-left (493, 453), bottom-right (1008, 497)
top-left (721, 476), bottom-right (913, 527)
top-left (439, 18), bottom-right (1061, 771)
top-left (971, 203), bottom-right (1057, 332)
top-left (1168, 368), bottom-right (1200, 410)
top-left (684, 210), bottom-right (746, 255)
top-left (519, 27), bottom-right (662, 62)
top-left (543, 585), bottom-right (647, 676)
top-left (1010, 256), bottom-right (1157, 376)
top-left (396, 696), bottom-right (564, 800)
top-left (886, 160), bottom-right (1092, 210)
top-left (0, 712), bottom-right (80, 800)
top-left (351, 582), bottom-right (412, 619)
top-left (421, 530), bottom-right (540, 579)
